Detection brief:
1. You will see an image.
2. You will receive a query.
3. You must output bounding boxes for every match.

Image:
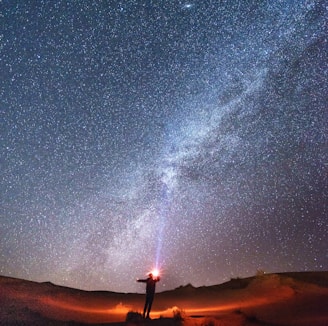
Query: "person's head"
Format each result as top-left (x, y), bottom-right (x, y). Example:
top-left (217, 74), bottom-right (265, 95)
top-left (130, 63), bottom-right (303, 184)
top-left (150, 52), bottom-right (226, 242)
top-left (148, 273), bottom-right (153, 278)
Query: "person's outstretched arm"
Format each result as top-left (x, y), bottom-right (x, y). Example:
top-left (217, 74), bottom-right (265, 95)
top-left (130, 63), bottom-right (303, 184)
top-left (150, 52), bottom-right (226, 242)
top-left (137, 278), bottom-right (147, 282)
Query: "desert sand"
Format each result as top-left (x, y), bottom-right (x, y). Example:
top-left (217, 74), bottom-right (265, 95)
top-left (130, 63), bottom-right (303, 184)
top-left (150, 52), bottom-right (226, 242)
top-left (0, 272), bottom-right (327, 325)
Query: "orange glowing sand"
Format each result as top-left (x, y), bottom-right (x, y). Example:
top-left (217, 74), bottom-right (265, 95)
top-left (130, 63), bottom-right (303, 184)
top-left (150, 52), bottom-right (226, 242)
top-left (1, 272), bottom-right (327, 325)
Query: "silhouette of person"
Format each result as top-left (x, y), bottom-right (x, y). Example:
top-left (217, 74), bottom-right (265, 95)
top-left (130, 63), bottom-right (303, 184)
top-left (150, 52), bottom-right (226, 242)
top-left (137, 273), bottom-right (160, 319)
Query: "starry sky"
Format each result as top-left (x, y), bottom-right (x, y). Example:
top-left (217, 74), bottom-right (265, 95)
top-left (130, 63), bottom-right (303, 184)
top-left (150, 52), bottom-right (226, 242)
top-left (1, 0), bottom-right (327, 293)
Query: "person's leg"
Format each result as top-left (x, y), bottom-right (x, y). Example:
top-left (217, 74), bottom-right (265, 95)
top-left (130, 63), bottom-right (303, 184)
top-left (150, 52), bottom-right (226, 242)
top-left (146, 295), bottom-right (154, 318)
top-left (143, 298), bottom-right (148, 318)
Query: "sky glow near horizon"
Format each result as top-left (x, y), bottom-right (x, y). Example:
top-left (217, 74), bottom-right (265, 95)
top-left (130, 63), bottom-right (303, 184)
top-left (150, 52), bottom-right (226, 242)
top-left (1, 0), bottom-right (327, 293)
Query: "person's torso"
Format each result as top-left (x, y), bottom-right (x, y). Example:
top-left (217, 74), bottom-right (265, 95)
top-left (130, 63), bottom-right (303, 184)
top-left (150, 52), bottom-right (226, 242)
top-left (146, 278), bottom-right (156, 294)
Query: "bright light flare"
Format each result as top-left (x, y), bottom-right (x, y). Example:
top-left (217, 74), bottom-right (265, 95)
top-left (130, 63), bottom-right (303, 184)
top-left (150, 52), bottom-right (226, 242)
top-left (150, 268), bottom-right (160, 278)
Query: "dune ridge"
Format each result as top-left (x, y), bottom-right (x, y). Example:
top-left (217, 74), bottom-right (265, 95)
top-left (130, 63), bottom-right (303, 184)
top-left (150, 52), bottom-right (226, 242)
top-left (0, 272), bottom-right (327, 325)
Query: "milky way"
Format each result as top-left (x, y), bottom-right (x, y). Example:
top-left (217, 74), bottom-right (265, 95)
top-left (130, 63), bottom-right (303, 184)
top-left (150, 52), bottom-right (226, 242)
top-left (1, 1), bottom-right (327, 293)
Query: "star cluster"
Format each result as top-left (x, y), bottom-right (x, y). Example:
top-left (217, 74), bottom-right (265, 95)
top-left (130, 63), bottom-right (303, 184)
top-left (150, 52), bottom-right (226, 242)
top-left (1, 0), bottom-right (327, 293)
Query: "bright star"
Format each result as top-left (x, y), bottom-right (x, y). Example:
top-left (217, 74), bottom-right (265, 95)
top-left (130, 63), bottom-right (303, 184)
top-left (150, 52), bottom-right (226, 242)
top-left (182, 3), bottom-right (194, 9)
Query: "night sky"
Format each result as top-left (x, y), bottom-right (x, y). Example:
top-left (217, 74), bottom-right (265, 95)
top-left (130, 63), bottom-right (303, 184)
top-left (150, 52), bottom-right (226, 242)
top-left (1, 0), bottom-right (327, 293)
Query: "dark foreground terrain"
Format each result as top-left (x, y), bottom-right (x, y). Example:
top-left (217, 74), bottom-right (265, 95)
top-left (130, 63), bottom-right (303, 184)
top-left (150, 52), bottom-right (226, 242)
top-left (1, 271), bottom-right (328, 325)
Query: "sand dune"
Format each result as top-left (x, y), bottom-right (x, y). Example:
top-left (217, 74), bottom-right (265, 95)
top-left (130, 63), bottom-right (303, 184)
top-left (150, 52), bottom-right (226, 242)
top-left (0, 272), bottom-right (327, 325)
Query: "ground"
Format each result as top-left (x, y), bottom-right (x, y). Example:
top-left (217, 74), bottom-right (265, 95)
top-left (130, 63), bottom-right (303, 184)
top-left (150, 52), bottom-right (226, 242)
top-left (0, 272), bottom-right (327, 325)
